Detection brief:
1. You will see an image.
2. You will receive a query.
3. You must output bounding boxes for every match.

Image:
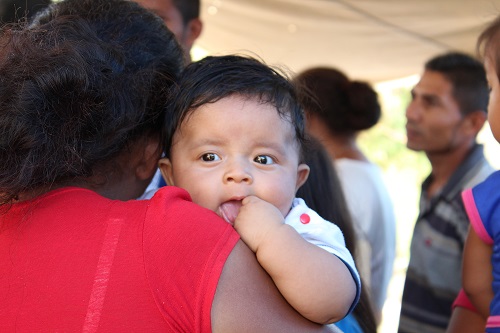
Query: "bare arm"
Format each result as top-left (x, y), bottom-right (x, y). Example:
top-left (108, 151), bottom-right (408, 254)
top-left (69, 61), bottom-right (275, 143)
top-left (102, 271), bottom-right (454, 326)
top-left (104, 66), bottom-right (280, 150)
top-left (446, 306), bottom-right (485, 333)
top-left (211, 240), bottom-right (344, 333)
top-left (462, 226), bottom-right (493, 319)
top-left (233, 196), bottom-right (356, 324)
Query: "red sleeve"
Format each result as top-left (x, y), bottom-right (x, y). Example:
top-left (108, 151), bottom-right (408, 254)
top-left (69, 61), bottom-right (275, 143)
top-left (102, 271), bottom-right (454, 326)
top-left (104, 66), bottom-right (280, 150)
top-left (143, 186), bottom-right (239, 332)
top-left (452, 288), bottom-right (478, 312)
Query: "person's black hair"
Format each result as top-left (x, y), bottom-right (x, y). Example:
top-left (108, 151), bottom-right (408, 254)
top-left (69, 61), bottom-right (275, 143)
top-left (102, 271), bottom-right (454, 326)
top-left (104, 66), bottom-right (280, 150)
top-left (296, 137), bottom-right (377, 333)
top-left (164, 54), bottom-right (306, 158)
top-left (0, 0), bottom-right (184, 205)
top-left (425, 52), bottom-right (489, 115)
top-left (295, 67), bottom-right (381, 136)
top-left (172, 0), bottom-right (200, 26)
top-left (0, 0), bottom-right (51, 24)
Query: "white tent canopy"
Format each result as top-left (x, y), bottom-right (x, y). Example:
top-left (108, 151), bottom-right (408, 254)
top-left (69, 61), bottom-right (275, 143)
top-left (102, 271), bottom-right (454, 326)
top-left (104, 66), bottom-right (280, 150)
top-left (195, 0), bottom-right (500, 83)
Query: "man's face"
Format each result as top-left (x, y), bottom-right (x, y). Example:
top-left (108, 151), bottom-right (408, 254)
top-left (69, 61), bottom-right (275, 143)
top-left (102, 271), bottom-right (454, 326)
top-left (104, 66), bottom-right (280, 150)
top-left (135, 0), bottom-right (193, 52)
top-left (405, 70), bottom-right (468, 155)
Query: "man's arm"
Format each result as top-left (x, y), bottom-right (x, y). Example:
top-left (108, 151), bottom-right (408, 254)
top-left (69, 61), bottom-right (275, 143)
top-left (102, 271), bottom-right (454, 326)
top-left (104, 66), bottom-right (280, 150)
top-left (211, 240), bottom-right (343, 333)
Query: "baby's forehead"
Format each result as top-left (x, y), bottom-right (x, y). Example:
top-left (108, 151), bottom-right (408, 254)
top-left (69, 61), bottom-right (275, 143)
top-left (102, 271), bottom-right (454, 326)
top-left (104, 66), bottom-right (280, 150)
top-left (184, 94), bottom-right (301, 138)
top-left (185, 94), bottom-right (294, 122)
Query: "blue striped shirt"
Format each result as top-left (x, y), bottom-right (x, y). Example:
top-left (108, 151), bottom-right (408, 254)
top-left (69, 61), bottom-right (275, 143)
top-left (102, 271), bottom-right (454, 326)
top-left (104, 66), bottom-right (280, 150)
top-left (398, 144), bottom-right (494, 333)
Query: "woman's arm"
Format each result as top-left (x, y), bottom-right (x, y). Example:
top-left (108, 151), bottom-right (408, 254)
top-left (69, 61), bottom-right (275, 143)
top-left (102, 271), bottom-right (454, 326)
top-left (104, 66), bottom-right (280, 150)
top-left (462, 227), bottom-right (493, 319)
top-left (211, 240), bottom-right (343, 332)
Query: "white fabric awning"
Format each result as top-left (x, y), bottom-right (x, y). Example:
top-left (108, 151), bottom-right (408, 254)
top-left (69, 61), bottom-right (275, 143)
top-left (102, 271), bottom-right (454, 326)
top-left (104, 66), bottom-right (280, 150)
top-left (196, 0), bottom-right (500, 83)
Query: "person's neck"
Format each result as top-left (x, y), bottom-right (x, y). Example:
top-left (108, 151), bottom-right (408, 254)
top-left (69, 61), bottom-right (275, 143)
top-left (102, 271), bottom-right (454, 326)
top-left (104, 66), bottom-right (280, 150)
top-left (15, 176), bottom-right (146, 203)
top-left (425, 142), bottom-right (475, 197)
top-left (15, 186), bottom-right (59, 202)
top-left (316, 133), bottom-right (369, 162)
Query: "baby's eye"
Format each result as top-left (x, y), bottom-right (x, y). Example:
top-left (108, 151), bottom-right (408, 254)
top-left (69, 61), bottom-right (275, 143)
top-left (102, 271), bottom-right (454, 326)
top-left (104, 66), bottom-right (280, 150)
top-left (254, 155), bottom-right (274, 165)
top-left (201, 153), bottom-right (220, 162)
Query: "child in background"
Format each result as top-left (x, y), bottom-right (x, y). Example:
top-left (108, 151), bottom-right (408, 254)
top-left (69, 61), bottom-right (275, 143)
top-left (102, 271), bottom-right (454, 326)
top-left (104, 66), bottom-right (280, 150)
top-left (160, 55), bottom-right (360, 324)
top-left (462, 14), bottom-right (500, 333)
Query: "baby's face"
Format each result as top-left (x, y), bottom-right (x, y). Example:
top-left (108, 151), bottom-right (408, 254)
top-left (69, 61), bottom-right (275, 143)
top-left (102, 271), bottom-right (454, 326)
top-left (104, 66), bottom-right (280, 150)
top-left (486, 57), bottom-right (500, 142)
top-left (160, 95), bottom-right (309, 224)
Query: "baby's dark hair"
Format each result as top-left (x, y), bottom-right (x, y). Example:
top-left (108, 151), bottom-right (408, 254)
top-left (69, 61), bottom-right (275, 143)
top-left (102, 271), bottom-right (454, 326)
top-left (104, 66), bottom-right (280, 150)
top-left (295, 67), bottom-right (381, 136)
top-left (164, 55), bottom-right (306, 158)
top-left (0, 0), bottom-right (184, 205)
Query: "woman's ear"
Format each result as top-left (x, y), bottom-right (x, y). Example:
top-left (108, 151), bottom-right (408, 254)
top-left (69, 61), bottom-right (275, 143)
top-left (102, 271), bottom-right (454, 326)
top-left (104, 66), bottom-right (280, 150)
top-left (135, 138), bottom-right (162, 181)
top-left (295, 163), bottom-right (310, 191)
top-left (158, 157), bottom-right (175, 186)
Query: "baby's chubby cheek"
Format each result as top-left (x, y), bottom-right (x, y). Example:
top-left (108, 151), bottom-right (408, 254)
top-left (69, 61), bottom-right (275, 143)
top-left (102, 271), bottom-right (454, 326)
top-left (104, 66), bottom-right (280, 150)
top-left (275, 196), bottom-right (294, 217)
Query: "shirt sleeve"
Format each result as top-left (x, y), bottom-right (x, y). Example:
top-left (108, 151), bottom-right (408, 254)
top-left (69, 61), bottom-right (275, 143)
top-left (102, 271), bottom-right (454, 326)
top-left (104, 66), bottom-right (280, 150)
top-left (462, 188), bottom-right (492, 244)
top-left (143, 186), bottom-right (239, 332)
top-left (452, 288), bottom-right (478, 312)
top-left (285, 197), bottom-right (361, 316)
top-left (462, 171), bottom-right (500, 246)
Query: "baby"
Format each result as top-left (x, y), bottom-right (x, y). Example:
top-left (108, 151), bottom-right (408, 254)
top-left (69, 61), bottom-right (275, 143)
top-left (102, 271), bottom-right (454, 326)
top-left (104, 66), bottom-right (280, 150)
top-left (160, 55), bottom-right (360, 324)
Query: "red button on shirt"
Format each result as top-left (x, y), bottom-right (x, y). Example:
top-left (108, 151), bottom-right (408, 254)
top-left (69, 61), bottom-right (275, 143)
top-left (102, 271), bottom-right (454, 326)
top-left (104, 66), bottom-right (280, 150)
top-left (300, 213), bottom-right (310, 224)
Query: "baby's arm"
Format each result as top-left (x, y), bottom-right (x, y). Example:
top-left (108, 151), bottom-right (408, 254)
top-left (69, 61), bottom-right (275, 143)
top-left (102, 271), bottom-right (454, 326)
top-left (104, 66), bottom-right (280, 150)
top-left (462, 226), bottom-right (493, 319)
top-left (234, 195), bottom-right (356, 324)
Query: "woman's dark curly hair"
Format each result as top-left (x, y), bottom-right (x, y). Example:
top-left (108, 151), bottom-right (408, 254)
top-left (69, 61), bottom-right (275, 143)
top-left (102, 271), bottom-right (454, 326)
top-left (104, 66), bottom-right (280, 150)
top-left (0, 0), bottom-right (184, 205)
top-left (295, 67), bottom-right (381, 136)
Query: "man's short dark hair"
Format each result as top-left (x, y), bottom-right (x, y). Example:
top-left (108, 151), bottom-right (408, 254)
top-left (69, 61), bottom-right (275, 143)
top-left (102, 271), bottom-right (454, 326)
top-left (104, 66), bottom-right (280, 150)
top-left (425, 52), bottom-right (489, 115)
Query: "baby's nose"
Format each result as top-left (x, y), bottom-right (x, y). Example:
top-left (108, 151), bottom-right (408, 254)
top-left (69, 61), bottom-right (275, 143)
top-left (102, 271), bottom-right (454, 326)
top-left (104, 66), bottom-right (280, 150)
top-left (224, 162), bottom-right (253, 184)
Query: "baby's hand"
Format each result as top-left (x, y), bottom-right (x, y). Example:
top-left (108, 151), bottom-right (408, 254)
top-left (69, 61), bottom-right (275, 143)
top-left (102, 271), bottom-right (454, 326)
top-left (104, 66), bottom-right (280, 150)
top-left (233, 195), bottom-right (285, 253)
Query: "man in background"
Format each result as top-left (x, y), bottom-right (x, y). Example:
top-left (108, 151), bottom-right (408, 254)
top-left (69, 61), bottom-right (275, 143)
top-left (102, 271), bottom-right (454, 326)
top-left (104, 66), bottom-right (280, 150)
top-left (398, 52), bottom-right (494, 333)
top-left (135, 0), bottom-right (202, 63)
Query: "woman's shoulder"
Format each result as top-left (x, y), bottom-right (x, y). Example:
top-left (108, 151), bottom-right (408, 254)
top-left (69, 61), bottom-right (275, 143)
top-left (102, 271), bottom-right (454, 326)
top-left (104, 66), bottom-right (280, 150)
top-left (144, 185), bottom-right (236, 243)
top-left (147, 186), bottom-right (218, 220)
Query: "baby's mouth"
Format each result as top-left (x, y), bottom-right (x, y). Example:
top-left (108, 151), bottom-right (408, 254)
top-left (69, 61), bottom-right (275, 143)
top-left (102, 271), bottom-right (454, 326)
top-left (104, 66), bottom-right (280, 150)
top-left (218, 200), bottom-right (243, 225)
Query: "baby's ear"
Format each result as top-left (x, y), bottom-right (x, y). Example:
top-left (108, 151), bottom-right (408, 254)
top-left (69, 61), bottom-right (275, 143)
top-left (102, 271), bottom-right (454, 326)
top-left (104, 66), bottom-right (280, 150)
top-left (158, 157), bottom-right (175, 186)
top-left (295, 163), bottom-right (310, 191)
